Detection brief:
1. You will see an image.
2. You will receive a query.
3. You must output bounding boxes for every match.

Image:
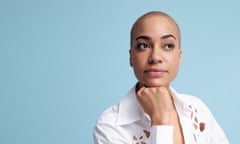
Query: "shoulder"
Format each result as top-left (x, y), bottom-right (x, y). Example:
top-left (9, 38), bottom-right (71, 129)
top-left (178, 92), bottom-right (229, 142)
top-left (93, 104), bottom-right (128, 143)
top-left (181, 93), bottom-right (210, 110)
top-left (95, 104), bottom-right (119, 126)
top-left (181, 93), bottom-right (205, 105)
top-left (178, 92), bottom-right (215, 120)
top-left (171, 87), bottom-right (204, 105)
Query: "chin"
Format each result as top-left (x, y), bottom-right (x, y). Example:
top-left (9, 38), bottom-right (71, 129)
top-left (142, 80), bottom-right (169, 87)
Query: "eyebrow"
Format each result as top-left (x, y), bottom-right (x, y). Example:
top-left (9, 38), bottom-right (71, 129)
top-left (161, 34), bottom-right (176, 40)
top-left (135, 34), bottom-right (176, 41)
top-left (135, 35), bottom-right (151, 41)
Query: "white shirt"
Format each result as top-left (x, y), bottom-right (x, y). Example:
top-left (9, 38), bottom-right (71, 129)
top-left (93, 85), bottom-right (229, 144)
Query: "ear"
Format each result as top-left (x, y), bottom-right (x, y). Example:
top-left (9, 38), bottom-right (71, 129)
top-left (129, 49), bottom-right (133, 67)
top-left (179, 49), bottom-right (182, 65)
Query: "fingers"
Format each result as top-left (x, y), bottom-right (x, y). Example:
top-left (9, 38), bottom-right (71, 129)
top-left (137, 86), bottom-right (169, 97)
top-left (136, 86), bottom-right (146, 96)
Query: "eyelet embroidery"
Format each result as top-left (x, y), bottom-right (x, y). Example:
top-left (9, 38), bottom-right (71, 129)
top-left (189, 105), bottom-right (206, 143)
top-left (132, 129), bottom-right (150, 144)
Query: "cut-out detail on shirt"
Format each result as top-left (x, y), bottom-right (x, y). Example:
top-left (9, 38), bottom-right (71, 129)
top-left (189, 104), bottom-right (206, 143)
top-left (132, 130), bottom-right (150, 144)
top-left (143, 130), bottom-right (150, 138)
top-left (133, 135), bottom-right (137, 140)
top-left (199, 122), bottom-right (205, 132)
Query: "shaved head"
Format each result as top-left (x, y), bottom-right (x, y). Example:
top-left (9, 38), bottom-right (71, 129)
top-left (130, 11), bottom-right (181, 47)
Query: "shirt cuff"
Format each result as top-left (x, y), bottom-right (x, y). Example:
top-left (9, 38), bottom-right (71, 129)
top-left (150, 125), bottom-right (174, 144)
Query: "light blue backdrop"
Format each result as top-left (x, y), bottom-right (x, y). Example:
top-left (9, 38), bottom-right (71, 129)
top-left (0, 0), bottom-right (239, 143)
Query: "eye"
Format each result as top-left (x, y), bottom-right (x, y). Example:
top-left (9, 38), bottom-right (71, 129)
top-left (137, 43), bottom-right (149, 50)
top-left (163, 43), bottom-right (175, 51)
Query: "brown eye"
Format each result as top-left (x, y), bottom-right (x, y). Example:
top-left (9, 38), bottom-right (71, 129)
top-left (137, 43), bottom-right (149, 50)
top-left (163, 44), bottom-right (175, 50)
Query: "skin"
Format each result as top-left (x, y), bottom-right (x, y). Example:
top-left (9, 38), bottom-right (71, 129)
top-left (129, 12), bottom-right (184, 144)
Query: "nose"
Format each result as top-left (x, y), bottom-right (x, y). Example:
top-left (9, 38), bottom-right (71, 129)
top-left (148, 47), bottom-right (163, 64)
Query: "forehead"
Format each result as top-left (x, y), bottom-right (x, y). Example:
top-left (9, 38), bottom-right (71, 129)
top-left (132, 15), bottom-right (180, 40)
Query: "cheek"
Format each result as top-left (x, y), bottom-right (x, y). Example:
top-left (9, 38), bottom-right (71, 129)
top-left (132, 54), bottom-right (146, 66)
top-left (169, 55), bottom-right (181, 69)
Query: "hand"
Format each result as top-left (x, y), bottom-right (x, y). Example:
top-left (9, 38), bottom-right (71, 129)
top-left (136, 86), bottom-right (175, 125)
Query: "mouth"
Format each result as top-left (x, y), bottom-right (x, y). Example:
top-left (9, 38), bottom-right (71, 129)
top-left (144, 68), bottom-right (167, 77)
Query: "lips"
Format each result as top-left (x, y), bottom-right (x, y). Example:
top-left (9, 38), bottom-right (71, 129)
top-left (144, 68), bottom-right (167, 77)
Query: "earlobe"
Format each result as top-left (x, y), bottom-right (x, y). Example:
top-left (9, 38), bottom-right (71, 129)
top-left (129, 49), bottom-right (133, 67)
top-left (130, 61), bottom-right (133, 67)
top-left (179, 49), bottom-right (182, 65)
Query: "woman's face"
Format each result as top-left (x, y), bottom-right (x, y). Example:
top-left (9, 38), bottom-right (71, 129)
top-left (130, 15), bottom-right (182, 87)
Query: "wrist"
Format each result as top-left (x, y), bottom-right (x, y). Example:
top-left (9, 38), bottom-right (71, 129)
top-left (151, 113), bottom-right (171, 126)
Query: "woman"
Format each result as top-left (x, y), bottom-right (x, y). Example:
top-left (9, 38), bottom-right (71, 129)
top-left (93, 11), bottom-right (229, 144)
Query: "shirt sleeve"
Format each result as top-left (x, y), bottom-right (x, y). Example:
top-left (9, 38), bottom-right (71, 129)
top-left (150, 125), bottom-right (174, 144)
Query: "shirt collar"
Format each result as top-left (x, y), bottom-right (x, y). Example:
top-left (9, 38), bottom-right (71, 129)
top-left (170, 87), bottom-right (194, 113)
top-left (116, 86), bottom-right (144, 126)
top-left (116, 85), bottom-right (191, 126)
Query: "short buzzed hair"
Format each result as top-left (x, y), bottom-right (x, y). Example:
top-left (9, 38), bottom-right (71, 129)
top-left (130, 11), bottom-right (181, 47)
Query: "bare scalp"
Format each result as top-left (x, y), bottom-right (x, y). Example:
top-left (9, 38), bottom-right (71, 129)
top-left (130, 11), bottom-right (181, 47)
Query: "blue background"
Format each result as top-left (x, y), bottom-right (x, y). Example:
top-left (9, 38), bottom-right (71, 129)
top-left (0, 0), bottom-right (239, 143)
